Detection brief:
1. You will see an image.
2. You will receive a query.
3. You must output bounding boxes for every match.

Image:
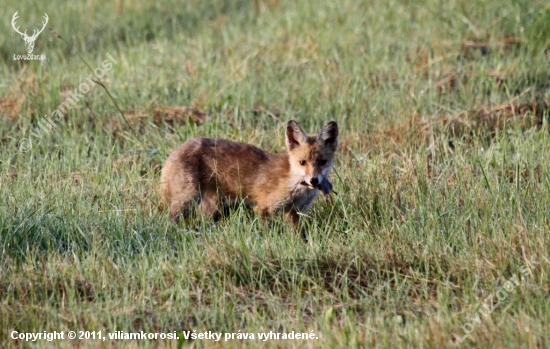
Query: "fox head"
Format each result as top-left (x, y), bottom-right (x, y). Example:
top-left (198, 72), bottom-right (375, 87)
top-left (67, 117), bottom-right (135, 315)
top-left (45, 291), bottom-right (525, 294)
top-left (285, 120), bottom-right (338, 189)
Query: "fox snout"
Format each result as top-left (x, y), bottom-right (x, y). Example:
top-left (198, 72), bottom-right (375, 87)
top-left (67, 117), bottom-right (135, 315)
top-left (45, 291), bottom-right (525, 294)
top-left (301, 173), bottom-right (325, 188)
top-left (302, 176), bottom-right (323, 187)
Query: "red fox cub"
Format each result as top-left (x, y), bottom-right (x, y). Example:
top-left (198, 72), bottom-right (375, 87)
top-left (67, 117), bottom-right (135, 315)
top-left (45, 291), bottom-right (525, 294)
top-left (160, 120), bottom-right (338, 234)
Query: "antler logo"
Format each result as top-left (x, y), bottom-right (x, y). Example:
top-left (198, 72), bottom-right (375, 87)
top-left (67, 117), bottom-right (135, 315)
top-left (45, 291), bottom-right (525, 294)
top-left (11, 11), bottom-right (49, 54)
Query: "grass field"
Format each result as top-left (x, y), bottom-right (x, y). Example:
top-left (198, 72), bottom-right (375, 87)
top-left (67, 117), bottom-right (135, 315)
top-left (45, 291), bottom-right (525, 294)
top-left (1, 0), bottom-right (550, 347)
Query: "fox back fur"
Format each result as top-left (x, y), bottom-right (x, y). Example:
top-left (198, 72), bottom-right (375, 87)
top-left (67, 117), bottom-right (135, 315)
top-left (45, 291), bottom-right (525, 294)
top-left (160, 120), bottom-right (338, 231)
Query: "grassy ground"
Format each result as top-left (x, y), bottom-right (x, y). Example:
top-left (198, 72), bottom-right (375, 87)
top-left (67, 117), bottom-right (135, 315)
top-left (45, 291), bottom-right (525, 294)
top-left (1, 0), bottom-right (550, 347)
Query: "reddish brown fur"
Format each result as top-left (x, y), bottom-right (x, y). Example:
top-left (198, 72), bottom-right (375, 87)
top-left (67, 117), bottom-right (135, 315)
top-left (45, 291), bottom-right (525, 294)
top-left (159, 120), bottom-right (338, 236)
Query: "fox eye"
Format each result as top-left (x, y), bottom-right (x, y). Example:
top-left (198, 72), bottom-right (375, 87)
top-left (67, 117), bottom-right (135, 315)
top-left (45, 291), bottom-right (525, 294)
top-left (299, 160), bottom-right (306, 166)
top-left (318, 160), bottom-right (327, 166)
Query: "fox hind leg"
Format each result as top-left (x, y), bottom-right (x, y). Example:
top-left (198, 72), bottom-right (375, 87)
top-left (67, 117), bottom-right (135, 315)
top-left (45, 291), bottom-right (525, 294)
top-left (171, 193), bottom-right (202, 222)
top-left (198, 186), bottom-right (221, 219)
top-left (171, 184), bottom-right (222, 223)
top-left (169, 176), bottom-right (203, 223)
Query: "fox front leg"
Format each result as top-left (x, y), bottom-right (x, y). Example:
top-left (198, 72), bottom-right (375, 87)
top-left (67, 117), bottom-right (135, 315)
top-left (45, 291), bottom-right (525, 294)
top-left (284, 211), bottom-right (308, 243)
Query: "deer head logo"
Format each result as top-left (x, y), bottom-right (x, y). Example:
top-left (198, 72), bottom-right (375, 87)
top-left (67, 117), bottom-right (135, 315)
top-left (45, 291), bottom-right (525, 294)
top-left (11, 11), bottom-right (49, 54)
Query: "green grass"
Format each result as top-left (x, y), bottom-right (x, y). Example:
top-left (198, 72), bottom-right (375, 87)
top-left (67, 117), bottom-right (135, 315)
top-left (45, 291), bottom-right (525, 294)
top-left (1, 0), bottom-right (550, 347)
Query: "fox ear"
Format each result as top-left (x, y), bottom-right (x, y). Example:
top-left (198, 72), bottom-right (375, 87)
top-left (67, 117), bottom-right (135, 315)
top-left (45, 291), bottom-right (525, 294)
top-left (318, 121), bottom-right (338, 150)
top-left (286, 120), bottom-right (307, 150)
